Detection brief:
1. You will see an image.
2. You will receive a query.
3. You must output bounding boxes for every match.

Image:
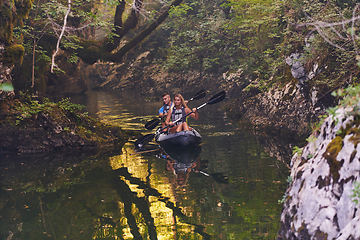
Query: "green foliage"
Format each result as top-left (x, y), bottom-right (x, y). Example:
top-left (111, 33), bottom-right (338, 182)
top-left (287, 0), bottom-right (360, 89)
top-left (306, 135), bottom-right (317, 143)
top-left (332, 84), bottom-right (360, 108)
top-left (8, 0), bottom-right (116, 92)
top-left (58, 98), bottom-right (85, 117)
top-left (286, 175), bottom-right (293, 184)
top-left (0, 83), bottom-right (14, 91)
top-left (350, 181), bottom-right (360, 206)
top-left (278, 176), bottom-right (292, 204)
top-left (162, 1), bottom-right (232, 73)
top-left (156, 0), bottom-right (287, 91)
top-left (328, 84), bottom-right (360, 122)
top-left (168, 3), bottom-right (193, 18)
top-left (292, 146), bottom-right (303, 156)
top-left (278, 192), bottom-right (288, 204)
top-left (12, 93), bottom-right (86, 125)
top-left (0, 0), bottom-right (34, 43)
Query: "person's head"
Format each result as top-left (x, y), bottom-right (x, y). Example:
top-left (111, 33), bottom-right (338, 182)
top-left (173, 93), bottom-right (188, 108)
top-left (165, 159), bottom-right (173, 171)
top-left (161, 93), bottom-right (171, 105)
top-left (177, 170), bottom-right (188, 186)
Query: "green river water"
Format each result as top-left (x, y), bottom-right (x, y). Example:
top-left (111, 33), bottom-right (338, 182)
top-left (0, 90), bottom-right (290, 239)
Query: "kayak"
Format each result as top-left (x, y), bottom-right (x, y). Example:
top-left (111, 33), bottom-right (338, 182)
top-left (160, 144), bottom-right (202, 162)
top-left (155, 128), bottom-right (202, 148)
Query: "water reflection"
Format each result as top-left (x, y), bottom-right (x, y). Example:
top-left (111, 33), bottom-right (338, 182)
top-left (0, 90), bottom-right (290, 239)
top-left (135, 144), bottom-right (229, 187)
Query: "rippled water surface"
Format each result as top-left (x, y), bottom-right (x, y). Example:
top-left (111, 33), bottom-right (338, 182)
top-left (0, 90), bottom-right (290, 239)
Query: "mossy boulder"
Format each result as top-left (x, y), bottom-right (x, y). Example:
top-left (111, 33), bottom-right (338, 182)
top-left (2, 44), bottom-right (24, 64)
top-left (0, 96), bottom-right (129, 154)
top-left (278, 106), bottom-right (360, 239)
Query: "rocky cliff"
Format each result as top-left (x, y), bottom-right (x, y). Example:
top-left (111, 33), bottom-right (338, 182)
top-left (278, 104), bottom-right (360, 239)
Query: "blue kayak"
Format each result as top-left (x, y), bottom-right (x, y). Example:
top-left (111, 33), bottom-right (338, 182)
top-left (155, 128), bottom-right (202, 148)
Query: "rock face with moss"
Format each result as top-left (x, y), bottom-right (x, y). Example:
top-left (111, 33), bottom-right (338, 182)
top-left (277, 105), bottom-right (360, 239)
top-left (0, 96), bottom-right (128, 154)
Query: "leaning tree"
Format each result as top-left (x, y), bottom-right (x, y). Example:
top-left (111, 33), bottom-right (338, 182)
top-left (0, 0), bottom-right (185, 93)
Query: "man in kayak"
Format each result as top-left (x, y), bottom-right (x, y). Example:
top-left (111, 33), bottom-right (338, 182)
top-left (165, 93), bottom-right (199, 134)
top-left (159, 93), bottom-right (173, 129)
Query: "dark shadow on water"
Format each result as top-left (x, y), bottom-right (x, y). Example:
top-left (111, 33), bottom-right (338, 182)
top-left (0, 147), bottom-right (215, 239)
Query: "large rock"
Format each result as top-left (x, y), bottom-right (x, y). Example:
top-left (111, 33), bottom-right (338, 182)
top-left (278, 105), bottom-right (360, 239)
top-left (225, 80), bottom-right (326, 141)
top-left (0, 100), bottom-right (129, 154)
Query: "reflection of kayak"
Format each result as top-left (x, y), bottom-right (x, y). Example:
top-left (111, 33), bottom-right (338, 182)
top-left (155, 128), bottom-right (202, 148)
top-left (161, 145), bottom-right (202, 163)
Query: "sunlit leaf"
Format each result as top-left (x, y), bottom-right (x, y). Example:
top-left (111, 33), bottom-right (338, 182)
top-left (0, 83), bottom-right (14, 91)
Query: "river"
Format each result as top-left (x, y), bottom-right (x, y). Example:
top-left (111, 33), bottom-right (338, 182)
top-left (0, 90), bottom-right (290, 239)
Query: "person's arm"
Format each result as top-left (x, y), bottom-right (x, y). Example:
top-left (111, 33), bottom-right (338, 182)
top-left (165, 108), bottom-right (173, 125)
top-left (159, 106), bottom-right (164, 118)
top-left (185, 107), bottom-right (199, 120)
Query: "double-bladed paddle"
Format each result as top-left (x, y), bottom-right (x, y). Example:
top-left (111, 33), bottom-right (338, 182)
top-left (135, 90), bottom-right (226, 148)
top-left (197, 171), bottom-right (229, 184)
top-left (144, 89), bottom-right (206, 130)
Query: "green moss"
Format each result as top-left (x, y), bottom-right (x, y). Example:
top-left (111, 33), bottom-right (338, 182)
top-left (14, 0), bottom-right (34, 19)
top-left (3, 44), bottom-right (25, 64)
top-left (0, 0), bottom-right (33, 43)
top-left (324, 136), bottom-right (343, 159)
top-left (335, 116), bottom-right (360, 145)
top-left (77, 40), bottom-right (102, 65)
top-left (1, 94), bottom-right (128, 150)
top-left (323, 136), bottom-right (344, 183)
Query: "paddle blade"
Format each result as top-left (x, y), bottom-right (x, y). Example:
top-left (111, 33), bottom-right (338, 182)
top-left (134, 134), bottom-right (155, 149)
top-left (191, 89), bottom-right (206, 101)
top-left (145, 118), bottom-right (160, 130)
top-left (207, 91), bottom-right (226, 105)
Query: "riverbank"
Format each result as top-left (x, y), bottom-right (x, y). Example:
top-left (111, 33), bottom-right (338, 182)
top-left (0, 94), bottom-right (130, 154)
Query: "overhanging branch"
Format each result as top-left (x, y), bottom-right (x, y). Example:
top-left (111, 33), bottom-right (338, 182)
top-left (106, 0), bottom-right (184, 62)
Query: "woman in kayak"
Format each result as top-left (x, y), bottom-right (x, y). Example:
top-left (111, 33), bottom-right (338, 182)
top-left (165, 93), bottom-right (199, 134)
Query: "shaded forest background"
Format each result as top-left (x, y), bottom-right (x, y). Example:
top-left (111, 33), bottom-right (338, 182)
top-left (1, 0), bottom-right (360, 139)
top-left (1, 0), bottom-right (358, 93)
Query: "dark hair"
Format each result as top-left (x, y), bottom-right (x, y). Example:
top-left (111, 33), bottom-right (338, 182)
top-left (162, 93), bottom-right (170, 98)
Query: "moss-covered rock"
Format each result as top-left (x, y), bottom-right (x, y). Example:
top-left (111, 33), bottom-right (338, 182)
top-left (0, 0), bottom-right (34, 43)
top-left (0, 95), bottom-right (129, 154)
top-left (2, 44), bottom-right (24, 64)
top-left (278, 105), bottom-right (360, 239)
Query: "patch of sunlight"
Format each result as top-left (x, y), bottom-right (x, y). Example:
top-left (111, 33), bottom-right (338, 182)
top-left (98, 111), bottom-right (158, 131)
top-left (200, 124), bottom-right (216, 129)
top-left (109, 143), bottom-right (181, 239)
top-left (121, 176), bottom-right (146, 198)
top-left (149, 196), bottom-right (177, 239)
top-left (109, 145), bottom-right (148, 180)
top-left (93, 226), bottom-right (122, 239)
top-left (205, 131), bottom-right (235, 137)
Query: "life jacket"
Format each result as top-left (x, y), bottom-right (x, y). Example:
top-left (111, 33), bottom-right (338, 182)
top-left (161, 102), bottom-right (172, 122)
top-left (171, 106), bottom-right (186, 126)
top-left (163, 103), bottom-right (171, 115)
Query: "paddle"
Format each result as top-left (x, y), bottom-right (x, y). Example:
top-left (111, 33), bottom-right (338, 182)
top-left (154, 148), bottom-right (229, 184)
top-left (144, 89), bottom-right (206, 130)
top-left (135, 90), bottom-right (226, 148)
top-left (197, 171), bottom-right (229, 184)
top-left (187, 89), bottom-right (206, 102)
